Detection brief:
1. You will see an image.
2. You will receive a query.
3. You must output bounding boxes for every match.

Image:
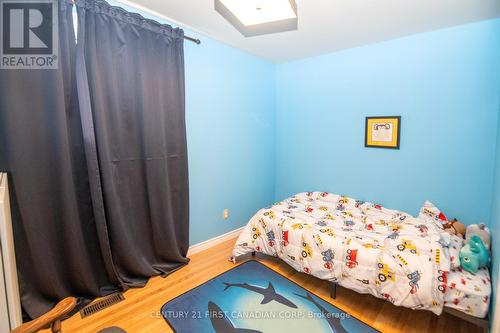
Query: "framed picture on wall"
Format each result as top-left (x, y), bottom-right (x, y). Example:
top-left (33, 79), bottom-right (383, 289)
top-left (365, 116), bottom-right (401, 149)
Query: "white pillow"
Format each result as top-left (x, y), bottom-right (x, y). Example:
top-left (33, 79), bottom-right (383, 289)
top-left (418, 200), bottom-right (448, 229)
top-left (418, 201), bottom-right (463, 269)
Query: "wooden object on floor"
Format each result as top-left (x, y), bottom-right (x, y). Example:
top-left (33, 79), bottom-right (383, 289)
top-left (40, 238), bottom-right (484, 333)
top-left (11, 297), bottom-right (77, 333)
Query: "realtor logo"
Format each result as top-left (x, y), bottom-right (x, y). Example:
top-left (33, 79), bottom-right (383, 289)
top-left (1, 0), bottom-right (58, 69)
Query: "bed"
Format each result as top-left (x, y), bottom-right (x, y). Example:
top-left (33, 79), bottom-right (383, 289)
top-left (231, 192), bottom-right (491, 323)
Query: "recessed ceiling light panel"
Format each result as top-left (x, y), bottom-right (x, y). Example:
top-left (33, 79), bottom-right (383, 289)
top-left (215, 0), bottom-right (298, 37)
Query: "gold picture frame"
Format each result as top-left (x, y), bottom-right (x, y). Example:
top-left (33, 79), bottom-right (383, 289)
top-left (365, 116), bottom-right (401, 149)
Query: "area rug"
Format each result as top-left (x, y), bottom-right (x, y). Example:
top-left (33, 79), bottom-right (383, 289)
top-left (161, 260), bottom-right (378, 333)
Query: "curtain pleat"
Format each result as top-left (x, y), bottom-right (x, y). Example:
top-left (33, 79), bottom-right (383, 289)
top-left (75, 0), bottom-right (189, 287)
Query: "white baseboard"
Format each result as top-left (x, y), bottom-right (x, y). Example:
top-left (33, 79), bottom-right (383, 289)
top-left (187, 227), bottom-right (243, 257)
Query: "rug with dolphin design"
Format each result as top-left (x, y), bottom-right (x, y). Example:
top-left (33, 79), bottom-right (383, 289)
top-left (161, 260), bottom-right (378, 333)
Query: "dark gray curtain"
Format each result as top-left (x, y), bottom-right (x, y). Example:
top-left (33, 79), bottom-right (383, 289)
top-left (0, 0), bottom-right (120, 319)
top-left (0, 0), bottom-right (189, 319)
top-left (75, 0), bottom-right (189, 286)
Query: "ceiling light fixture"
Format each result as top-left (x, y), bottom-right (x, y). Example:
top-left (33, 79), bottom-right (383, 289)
top-left (215, 0), bottom-right (298, 37)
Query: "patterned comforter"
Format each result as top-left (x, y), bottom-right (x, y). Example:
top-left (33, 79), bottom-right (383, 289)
top-left (232, 192), bottom-right (451, 315)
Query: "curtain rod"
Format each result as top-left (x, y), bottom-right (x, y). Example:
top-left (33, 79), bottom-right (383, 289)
top-left (70, 0), bottom-right (201, 45)
top-left (184, 35), bottom-right (201, 45)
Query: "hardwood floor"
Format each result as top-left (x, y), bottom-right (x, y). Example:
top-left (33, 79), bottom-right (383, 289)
top-left (50, 238), bottom-right (483, 333)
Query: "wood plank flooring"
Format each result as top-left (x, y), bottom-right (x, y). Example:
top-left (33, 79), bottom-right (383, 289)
top-left (47, 237), bottom-right (483, 333)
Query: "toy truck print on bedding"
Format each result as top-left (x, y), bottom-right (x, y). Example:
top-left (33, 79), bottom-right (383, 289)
top-left (378, 262), bottom-right (396, 283)
top-left (251, 226), bottom-right (261, 240)
top-left (232, 192), bottom-right (451, 315)
top-left (397, 240), bottom-right (419, 254)
top-left (281, 230), bottom-right (289, 246)
top-left (408, 270), bottom-right (421, 294)
top-left (266, 231), bottom-right (276, 247)
top-left (345, 249), bottom-right (358, 269)
top-left (322, 249), bottom-right (335, 269)
top-left (301, 241), bottom-right (313, 258)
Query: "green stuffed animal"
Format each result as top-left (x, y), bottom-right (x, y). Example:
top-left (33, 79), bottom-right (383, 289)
top-left (459, 235), bottom-right (490, 274)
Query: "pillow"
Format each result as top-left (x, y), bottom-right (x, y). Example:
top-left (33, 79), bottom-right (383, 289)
top-left (418, 201), bottom-right (463, 268)
top-left (418, 200), bottom-right (448, 229)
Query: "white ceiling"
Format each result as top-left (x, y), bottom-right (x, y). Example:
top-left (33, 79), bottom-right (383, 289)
top-left (119, 0), bottom-right (500, 63)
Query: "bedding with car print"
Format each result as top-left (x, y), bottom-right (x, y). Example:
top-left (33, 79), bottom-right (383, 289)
top-left (444, 266), bottom-right (491, 318)
top-left (232, 192), bottom-right (452, 315)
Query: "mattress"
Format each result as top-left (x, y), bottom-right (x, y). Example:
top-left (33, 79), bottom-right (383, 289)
top-left (444, 267), bottom-right (491, 318)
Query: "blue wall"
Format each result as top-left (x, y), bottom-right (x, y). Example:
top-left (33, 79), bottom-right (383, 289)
top-left (275, 19), bottom-right (500, 224)
top-left (490, 104), bottom-right (500, 329)
top-left (185, 37), bottom-right (275, 245)
top-left (112, 1), bottom-right (276, 245)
